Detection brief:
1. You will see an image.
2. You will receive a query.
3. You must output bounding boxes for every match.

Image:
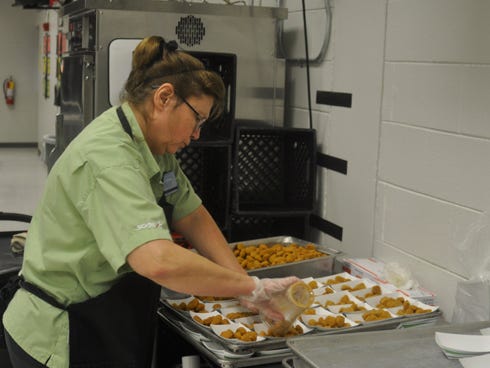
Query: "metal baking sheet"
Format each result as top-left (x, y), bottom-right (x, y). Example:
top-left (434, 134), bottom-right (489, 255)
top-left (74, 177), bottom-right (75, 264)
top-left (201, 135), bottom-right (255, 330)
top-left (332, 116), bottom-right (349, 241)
top-left (158, 301), bottom-right (289, 352)
top-left (157, 308), bottom-right (294, 368)
top-left (159, 246), bottom-right (443, 368)
top-left (286, 321), bottom-right (490, 368)
top-left (229, 235), bottom-right (341, 279)
top-left (159, 291), bottom-right (441, 353)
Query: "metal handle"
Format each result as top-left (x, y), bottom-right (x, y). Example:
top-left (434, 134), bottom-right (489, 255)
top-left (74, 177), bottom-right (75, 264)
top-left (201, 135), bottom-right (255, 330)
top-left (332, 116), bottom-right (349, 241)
top-left (282, 357), bottom-right (295, 368)
top-left (282, 357), bottom-right (311, 368)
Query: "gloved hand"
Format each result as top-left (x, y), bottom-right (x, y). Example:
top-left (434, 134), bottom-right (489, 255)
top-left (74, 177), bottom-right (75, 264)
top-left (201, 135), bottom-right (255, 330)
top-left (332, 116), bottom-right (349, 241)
top-left (239, 276), bottom-right (300, 321)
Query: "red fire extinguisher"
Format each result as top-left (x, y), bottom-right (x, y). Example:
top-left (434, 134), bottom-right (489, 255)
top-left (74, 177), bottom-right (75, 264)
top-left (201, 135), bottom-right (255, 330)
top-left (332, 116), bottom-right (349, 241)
top-left (3, 76), bottom-right (15, 106)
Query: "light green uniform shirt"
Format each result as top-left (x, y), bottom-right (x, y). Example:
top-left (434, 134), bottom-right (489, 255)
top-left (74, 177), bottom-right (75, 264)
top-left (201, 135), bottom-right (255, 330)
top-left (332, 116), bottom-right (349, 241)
top-left (3, 103), bottom-right (201, 367)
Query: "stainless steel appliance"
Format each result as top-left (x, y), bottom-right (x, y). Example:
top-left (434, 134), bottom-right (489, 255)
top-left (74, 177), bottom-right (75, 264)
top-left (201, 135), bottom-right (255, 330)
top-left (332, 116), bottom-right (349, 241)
top-left (51, 0), bottom-right (287, 162)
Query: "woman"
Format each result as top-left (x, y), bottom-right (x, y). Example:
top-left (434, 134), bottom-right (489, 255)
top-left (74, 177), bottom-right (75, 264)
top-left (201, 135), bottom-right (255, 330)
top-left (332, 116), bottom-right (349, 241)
top-left (3, 36), bottom-right (298, 368)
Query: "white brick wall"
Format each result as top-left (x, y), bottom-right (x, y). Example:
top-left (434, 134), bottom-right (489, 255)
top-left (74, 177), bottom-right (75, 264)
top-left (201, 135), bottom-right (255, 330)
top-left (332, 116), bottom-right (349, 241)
top-left (286, 0), bottom-right (386, 259)
top-left (285, 0), bottom-right (490, 320)
top-left (0, 4), bottom-right (39, 143)
top-left (378, 0), bottom-right (490, 320)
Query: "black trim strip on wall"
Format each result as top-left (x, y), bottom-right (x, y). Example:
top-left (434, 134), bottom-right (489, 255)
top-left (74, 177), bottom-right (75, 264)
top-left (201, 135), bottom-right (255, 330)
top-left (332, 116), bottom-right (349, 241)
top-left (310, 214), bottom-right (343, 241)
top-left (316, 91), bottom-right (352, 108)
top-left (317, 152), bottom-right (348, 175)
top-left (0, 142), bottom-right (38, 148)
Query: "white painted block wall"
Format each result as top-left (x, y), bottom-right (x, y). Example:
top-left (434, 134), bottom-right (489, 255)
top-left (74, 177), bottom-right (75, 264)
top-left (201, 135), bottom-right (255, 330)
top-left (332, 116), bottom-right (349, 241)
top-left (0, 4), bottom-right (39, 144)
top-left (285, 0), bottom-right (490, 321)
top-left (377, 0), bottom-right (490, 321)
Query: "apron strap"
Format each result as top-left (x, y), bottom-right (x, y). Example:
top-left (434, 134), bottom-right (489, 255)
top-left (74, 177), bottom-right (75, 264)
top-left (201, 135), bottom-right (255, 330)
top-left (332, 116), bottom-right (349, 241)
top-left (116, 106), bottom-right (134, 140)
top-left (19, 277), bottom-right (66, 310)
top-left (116, 105), bottom-right (174, 226)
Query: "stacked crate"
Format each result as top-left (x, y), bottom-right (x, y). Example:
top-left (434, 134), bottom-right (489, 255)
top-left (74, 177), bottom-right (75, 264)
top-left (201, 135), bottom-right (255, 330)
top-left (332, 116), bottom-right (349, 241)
top-left (228, 127), bottom-right (316, 241)
top-left (175, 52), bottom-right (235, 233)
top-left (175, 52), bottom-right (317, 242)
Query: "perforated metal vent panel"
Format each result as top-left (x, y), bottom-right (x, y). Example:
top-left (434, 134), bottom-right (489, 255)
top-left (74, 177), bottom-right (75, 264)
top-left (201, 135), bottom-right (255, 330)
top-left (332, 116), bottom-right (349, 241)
top-left (175, 15), bottom-right (205, 47)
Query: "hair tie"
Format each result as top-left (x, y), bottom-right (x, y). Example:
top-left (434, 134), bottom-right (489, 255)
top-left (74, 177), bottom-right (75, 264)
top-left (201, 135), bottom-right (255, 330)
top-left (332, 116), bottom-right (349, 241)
top-left (165, 40), bottom-right (179, 52)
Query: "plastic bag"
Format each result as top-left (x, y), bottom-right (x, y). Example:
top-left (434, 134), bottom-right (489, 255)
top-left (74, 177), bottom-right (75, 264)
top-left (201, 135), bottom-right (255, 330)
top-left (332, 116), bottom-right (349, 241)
top-left (384, 262), bottom-right (418, 290)
top-left (452, 211), bottom-right (490, 323)
top-left (453, 211), bottom-right (490, 281)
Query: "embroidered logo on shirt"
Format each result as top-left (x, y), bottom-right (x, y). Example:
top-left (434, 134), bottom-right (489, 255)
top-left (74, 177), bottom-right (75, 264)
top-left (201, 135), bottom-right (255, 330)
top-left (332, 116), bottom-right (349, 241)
top-left (136, 221), bottom-right (164, 230)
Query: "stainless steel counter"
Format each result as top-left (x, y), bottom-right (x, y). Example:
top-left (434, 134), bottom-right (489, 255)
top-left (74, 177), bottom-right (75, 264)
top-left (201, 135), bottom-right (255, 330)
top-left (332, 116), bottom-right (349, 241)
top-left (286, 320), bottom-right (490, 368)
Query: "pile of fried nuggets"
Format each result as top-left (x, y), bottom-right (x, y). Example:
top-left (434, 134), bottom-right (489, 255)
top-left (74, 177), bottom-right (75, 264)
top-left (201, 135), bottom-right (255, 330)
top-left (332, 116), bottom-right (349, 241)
top-left (233, 242), bottom-right (326, 270)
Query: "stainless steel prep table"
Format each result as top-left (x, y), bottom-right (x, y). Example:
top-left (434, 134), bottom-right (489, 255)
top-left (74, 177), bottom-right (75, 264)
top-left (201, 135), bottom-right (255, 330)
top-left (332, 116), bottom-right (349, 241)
top-left (285, 320), bottom-right (490, 368)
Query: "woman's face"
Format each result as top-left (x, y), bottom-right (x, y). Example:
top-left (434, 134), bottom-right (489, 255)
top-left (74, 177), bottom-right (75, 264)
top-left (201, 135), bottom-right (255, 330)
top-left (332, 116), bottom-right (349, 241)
top-left (143, 85), bottom-right (214, 155)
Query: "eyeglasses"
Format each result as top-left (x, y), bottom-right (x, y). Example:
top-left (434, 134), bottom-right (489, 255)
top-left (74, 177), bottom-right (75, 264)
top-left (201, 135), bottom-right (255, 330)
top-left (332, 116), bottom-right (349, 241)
top-left (178, 95), bottom-right (207, 133)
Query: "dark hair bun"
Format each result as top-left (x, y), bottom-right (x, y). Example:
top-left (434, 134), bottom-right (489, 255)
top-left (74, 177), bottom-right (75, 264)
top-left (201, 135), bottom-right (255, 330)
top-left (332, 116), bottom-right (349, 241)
top-left (165, 40), bottom-right (179, 52)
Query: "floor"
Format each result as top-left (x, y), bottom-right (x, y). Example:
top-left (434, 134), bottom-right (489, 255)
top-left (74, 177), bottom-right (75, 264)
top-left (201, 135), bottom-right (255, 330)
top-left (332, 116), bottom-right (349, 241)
top-left (0, 147), bottom-right (47, 232)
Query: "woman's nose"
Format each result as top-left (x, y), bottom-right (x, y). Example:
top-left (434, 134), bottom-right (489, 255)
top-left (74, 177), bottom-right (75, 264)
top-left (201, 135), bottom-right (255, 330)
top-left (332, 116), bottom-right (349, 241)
top-left (191, 128), bottom-right (201, 140)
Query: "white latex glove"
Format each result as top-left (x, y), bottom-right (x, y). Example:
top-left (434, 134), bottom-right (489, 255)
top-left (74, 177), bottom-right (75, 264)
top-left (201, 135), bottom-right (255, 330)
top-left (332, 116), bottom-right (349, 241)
top-left (239, 276), bottom-right (300, 321)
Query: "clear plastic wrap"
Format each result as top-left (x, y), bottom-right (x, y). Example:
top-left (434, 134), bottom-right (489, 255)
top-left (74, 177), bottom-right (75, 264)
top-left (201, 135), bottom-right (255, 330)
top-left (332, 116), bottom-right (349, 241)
top-left (452, 211), bottom-right (490, 323)
top-left (384, 262), bottom-right (418, 290)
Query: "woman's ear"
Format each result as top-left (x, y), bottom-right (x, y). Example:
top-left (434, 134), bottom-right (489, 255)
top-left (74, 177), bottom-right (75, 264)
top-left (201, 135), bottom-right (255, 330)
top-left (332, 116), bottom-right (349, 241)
top-left (153, 83), bottom-right (175, 109)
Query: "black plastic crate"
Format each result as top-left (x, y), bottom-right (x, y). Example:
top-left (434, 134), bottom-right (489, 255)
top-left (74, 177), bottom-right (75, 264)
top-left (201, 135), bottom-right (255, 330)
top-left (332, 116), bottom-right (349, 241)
top-left (226, 214), bottom-right (308, 242)
top-left (232, 127), bottom-right (316, 214)
top-left (188, 51), bottom-right (236, 143)
top-left (176, 145), bottom-right (230, 229)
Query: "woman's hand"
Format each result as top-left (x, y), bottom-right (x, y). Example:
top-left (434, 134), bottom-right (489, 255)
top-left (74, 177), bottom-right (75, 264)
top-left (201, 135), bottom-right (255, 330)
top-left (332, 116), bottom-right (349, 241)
top-left (239, 276), bottom-right (300, 321)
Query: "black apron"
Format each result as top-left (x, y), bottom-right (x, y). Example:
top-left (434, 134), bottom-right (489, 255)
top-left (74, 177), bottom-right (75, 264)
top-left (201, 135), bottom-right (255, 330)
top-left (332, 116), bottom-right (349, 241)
top-left (21, 107), bottom-right (173, 368)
